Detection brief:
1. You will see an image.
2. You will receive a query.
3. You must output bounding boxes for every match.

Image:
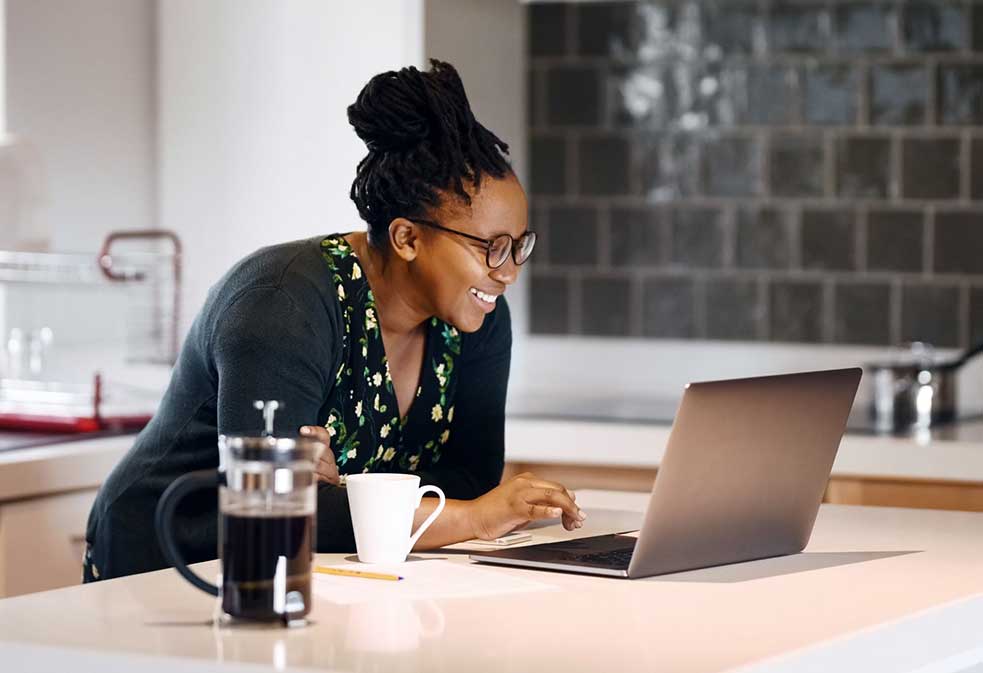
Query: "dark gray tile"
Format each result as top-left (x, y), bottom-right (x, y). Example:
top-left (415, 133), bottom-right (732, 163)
top-left (703, 1), bottom-right (759, 54)
top-left (576, 1), bottom-right (659, 58)
top-left (901, 138), bottom-right (961, 199)
top-left (802, 209), bottom-right (856, 271)
top-left (870, 65), bottom-right (929, 126)
top-left (740, 65), bottom-right (799, 124)
top-left (973, 139), bottom-right (983, 201)
top-left (582, 276), bottom-right (632, 337)
top-left (835, 136), bottom-right (891, 198)
top-left (700, 136), bottom-right (760, 197)
top-left (736, 208), bottom-right (793, 269)
top-left (530, 135), bottom-right (566, 196)
top-left (528, 3), bottom-right (567, 58)
top-left (804, 65), bottom-right (859, 125)
top-left (610, 206), bottom-right (666, 267)
top-left (546, 66), bottom-right (601, 126)
top-left (529, 205), bottom-right (548, 262)
top-left (769, 134), bottom-right (824, 197)
top-left (934, 211), bottom-right (983, 275)
top-left (902, 2), bottom-right (966, 52)
top-left (578, 135), bottom-right (630, 196)
top-left (529, 273), bottom-right (570, 335)
top-left (642, 277), bottom-right (696, 338)
top-left (547, 205), bottom-right (598, 266)
top-left (527, 68), bottom-right (539, 128)
top-left (938, 65), bottom-right (983, 126)
top-left (834, 282), bottom-right (892, 345)
top-left (835, 3), bottom-right (894, 53)
top-left (770, 280), bottom-right (823, 343)
top-left (767, 4), bottom-right (830, 53)
top-left (971, 287), bottom-right (983, 347)
top-left (900, 283), bottom-right (960, 348)
top-left (867, 210), bottom-right (924, 273)
top-left (671, 208), bottom-right (725, 268)
top-left (705, 278), bottom-right (763, 341)
top-left (975, 4), bottom-right (983, 53)
top-left (638, 133), bottom-right (700, 201)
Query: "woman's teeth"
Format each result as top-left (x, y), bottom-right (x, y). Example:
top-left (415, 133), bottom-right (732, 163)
top-left (469, 288), bottom-right (498, 304)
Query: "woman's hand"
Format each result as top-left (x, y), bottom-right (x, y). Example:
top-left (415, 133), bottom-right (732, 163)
top-left (299, 425), bottom-right (340, 486)
top-left (467, 472), bottom-right (586, 540)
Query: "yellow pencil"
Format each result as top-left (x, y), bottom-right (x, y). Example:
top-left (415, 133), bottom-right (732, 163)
top-left (314, 565), bottom-right (403, 581)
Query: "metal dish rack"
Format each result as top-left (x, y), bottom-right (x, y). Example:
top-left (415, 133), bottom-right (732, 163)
top-left (0, 230), bottom-right (181, 432)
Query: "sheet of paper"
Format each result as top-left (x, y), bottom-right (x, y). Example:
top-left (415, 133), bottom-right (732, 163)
top-left (312, 560), bottom-right (555, 604)
top-left (618, 530), bottom-right (641, 538)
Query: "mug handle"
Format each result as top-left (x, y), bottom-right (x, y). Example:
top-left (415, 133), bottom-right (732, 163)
top-left (155, 469), bottom-right (221, 597)
top-left (406, 485), bottom-right (445, 556)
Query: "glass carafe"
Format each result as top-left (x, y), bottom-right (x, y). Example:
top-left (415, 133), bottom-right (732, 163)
top-left (155, 401), bottom-right (325, 626)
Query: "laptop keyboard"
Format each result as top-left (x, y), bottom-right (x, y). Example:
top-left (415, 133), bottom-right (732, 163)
top-left (575, 547), bottom-right (634, 568)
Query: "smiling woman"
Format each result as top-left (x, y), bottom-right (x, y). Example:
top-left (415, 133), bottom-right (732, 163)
top-left (81, 59), bottom-right (583, 582)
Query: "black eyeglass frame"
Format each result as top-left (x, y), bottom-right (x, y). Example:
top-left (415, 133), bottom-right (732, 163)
top-left (409, 218), bottom-right (536, 269)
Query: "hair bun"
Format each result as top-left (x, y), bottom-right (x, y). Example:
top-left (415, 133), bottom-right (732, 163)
top-left (347, 68), bottom-right (433, 154)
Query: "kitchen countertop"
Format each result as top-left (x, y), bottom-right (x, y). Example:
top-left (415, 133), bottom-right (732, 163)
top-left (2, 490), bottom-right (983, 672)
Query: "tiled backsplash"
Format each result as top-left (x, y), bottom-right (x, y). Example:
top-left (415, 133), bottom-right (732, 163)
top-left (527, 1), bottom-right (983, 348)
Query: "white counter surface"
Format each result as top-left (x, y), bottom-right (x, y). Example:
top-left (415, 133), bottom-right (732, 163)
top-left (2, 490), bottom-right (983, 672)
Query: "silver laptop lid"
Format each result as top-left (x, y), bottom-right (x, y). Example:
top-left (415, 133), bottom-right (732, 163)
top-left (627, 367), bottom-right (861, 578)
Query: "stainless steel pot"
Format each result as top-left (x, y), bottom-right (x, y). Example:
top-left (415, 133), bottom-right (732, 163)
top-left (867, 341), bottom-right (983, 431)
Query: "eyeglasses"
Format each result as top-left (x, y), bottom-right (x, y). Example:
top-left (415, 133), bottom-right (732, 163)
top-left (410, 218), bottom-right (537, 269)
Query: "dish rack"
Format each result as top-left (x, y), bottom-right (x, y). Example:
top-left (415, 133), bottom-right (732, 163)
top-left (0, 230), bottom-right (181, 432)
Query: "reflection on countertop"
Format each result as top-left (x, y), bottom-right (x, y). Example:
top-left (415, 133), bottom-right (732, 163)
top-left (506, 390), bottom-right (983, 444)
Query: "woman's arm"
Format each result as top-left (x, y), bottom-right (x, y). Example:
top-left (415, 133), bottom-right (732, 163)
top-left (213, 285), bottom-right (355, 551)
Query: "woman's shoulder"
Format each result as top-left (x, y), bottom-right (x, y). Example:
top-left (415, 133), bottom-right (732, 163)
top-left (196, 236), bottom-right (345, 339)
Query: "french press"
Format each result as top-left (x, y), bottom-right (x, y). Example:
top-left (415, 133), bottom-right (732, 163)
top-left (155, 401), bottom-right (325, 626)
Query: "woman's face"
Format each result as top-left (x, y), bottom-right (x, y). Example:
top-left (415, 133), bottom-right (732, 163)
top-left (413, 175), bottom-right (529, 333)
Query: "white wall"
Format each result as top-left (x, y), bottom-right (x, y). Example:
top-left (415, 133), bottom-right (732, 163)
top-left (158, 0), bottom-right (425, 338)
top-left (424, 0), bottom-right (529, 376)
top-left (5, 0), bottom-right (157, 250)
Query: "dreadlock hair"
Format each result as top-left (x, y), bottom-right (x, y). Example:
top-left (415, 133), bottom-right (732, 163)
top-left (347, 59), bottom-right (513, 250)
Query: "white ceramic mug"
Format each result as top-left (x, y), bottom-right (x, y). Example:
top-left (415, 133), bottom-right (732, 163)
top-left (345, 474), bottom-right (445, 564)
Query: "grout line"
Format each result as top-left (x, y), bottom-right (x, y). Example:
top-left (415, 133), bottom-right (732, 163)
top-left (856, 207), bottom-right (868, 272)
top-left (959, 282), bottom-right (970, 349)
top-left (822, 278), bottom-right (836, 343)
top-left (597, 203), bottom-right (611, 269)
top-left (569, 272), bottom-right (582, 335)
top-left (890, 277), bottom-right (902, 345)
top-left (924, 205), bottom-right (935, 277)
top-left (961, 130), bottom-right (972, 204)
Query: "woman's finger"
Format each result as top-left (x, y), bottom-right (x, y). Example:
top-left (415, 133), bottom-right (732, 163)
top-left (299, 425), bottom-right (332, 448)
top-left (524, 486), bottom-right (585, 523)
top-left (525, 503), bottom-right (564, 520)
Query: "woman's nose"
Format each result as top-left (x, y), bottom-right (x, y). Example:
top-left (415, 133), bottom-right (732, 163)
top-left (490, 256), bottom-right (519, 285)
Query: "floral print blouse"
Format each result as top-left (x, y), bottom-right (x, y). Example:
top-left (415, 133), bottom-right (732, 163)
top-left (319, 234), bottom-right (462, 480)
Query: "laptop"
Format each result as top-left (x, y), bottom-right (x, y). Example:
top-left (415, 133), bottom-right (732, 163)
top-left (470, 368), bottom-right (862, 579)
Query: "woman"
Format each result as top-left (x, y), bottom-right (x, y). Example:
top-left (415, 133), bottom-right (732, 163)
top-left (83, 60), bottom-right (584, 581)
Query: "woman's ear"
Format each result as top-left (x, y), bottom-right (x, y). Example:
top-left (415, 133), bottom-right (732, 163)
top-left (388, 218), bottom-right (422, 262)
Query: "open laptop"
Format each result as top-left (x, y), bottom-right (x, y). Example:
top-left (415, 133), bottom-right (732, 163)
top-left (471, 368), bottom-right (862, 579)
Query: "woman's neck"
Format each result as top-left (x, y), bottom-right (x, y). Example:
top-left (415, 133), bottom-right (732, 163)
top-left (345, 232), bottom-right (429, 339)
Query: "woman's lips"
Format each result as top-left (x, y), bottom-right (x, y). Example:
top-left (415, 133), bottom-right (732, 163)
top-left (469, 287), bottom-right (499, 313)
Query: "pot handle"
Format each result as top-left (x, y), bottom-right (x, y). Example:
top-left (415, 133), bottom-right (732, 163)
top-left (942, 340), bottom-right (983, 371)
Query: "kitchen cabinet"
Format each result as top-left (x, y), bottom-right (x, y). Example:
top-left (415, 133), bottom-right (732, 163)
top-left (0, 434), bottom-right (133, 598)
top-left (503, 462), bottom-right (983, 512)
top-left (504, 418), bottom-right (983, 513)
top-left (0, 488), bottom-right (95, 597)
